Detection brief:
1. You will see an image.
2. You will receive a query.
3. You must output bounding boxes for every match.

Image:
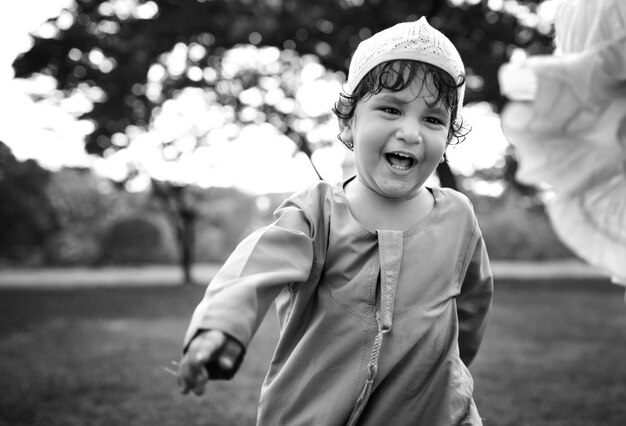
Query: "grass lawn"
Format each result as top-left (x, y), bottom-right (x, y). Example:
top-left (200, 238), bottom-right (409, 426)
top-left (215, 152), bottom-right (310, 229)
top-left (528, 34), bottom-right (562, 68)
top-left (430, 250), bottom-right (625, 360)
top-left (1, 278), bottom-right (625, 425)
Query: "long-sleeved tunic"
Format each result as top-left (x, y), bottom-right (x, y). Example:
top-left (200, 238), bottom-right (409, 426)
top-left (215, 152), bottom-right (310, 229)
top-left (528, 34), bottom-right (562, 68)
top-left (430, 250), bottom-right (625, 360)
top-left (184, 179), bottom-right (493, 425)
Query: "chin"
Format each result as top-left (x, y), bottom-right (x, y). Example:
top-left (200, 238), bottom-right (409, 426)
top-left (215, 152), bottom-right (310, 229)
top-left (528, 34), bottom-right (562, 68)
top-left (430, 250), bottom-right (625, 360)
top-left (380, 186), bottom-right (421, 200)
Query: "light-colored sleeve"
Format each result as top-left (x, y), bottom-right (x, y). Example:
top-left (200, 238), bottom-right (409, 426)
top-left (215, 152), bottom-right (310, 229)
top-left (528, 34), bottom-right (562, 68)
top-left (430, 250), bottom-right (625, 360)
top-left (457, 221), bottom-right (493, 366)
top-left (183, 201), bottom-right (315, 352)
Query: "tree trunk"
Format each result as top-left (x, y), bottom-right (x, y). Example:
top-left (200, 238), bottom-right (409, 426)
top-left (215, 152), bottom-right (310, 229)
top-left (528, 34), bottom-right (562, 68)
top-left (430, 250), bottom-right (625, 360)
top-left (178, 209), bottom-right (196, 285)
top-left (152, 180), bottom-right (198, 286)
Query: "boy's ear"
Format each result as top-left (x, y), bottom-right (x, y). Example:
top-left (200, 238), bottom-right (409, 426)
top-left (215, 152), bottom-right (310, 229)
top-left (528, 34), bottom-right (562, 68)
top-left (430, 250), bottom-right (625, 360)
top-left (338, 119), bottom-right (353, 144)
top-left (338, 117), bottom-right (349, 132)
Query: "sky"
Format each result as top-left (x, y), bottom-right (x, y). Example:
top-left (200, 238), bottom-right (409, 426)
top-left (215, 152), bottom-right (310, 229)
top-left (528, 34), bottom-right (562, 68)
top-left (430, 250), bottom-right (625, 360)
top-left (0, 0), bottom-right (95, 169)
top-left (0, 0), bottom-right (523, 196)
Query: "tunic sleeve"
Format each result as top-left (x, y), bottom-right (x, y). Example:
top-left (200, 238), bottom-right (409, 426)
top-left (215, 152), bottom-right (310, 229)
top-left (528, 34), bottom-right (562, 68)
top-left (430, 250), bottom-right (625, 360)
top-left (457, 220), bottom-right (493, 366)
top-left (182, 201), bottom-right (315, 353)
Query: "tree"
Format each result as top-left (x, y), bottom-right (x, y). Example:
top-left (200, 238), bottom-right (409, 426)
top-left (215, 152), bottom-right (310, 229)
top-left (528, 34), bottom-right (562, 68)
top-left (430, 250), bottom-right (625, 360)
top-left (151, 179), bottom-right (198, 284)
top-left (0, 142), bottom-right (58, 264)
top-left (11, 0), bottom-right (555, 279)
top-left (13, 0), bottom-right (554, 154)
top-left (45, 166), bottom-right (129, 265)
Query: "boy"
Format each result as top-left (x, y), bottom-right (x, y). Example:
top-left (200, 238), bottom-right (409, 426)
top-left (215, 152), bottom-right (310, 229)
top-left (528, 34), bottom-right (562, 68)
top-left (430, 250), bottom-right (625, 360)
top-left (178, 17), bottom-right (493, 425)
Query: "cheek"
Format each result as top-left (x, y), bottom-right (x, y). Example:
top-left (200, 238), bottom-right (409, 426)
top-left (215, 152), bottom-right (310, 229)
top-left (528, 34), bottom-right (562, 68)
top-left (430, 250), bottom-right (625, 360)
top-left (425, 140), bottom-right (447, 161)
top-left (354, 145), bottom-right (376, 167)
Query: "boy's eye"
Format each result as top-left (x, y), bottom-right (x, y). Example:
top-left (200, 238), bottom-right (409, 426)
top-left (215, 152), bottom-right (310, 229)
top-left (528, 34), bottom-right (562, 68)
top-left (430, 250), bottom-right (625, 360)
top-left (425, 116), bottom-right (443, 125)
top-left (425, 115), bottom-right (450, 127)
top-left (380, 107), bottom-right (400, 115)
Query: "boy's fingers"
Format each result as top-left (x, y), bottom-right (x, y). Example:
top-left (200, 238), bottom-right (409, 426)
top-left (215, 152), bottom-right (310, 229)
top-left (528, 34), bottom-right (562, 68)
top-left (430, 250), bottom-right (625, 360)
top-left (177, 356), bottom-right (206, 395)
top-left (177, 330), bottom-right (231, 395)
top-left (190, 367), bottom-right (209, 396)
top-left (178, 357), bottom-right (209, 395)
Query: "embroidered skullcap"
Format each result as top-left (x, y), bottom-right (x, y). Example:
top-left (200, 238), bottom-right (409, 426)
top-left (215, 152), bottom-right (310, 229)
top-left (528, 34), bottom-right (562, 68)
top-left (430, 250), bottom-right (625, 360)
top-left (344, 17), bottom-right (466, 111)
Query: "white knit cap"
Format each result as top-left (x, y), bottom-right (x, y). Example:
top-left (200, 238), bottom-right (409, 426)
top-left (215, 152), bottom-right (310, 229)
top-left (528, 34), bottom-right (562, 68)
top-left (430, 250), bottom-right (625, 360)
top-left (344, 17), bottom-right (466, 111)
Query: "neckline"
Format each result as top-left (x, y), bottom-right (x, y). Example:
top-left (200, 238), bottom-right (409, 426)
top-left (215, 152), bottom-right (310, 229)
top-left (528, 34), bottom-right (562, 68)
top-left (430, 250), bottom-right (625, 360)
top-left (336, 176), bottom-right (442, 237)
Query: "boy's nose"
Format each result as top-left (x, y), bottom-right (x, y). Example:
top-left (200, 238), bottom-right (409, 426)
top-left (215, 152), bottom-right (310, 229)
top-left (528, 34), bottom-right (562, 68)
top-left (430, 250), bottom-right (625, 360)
top-left (395, 120), bottom-right (422, 144)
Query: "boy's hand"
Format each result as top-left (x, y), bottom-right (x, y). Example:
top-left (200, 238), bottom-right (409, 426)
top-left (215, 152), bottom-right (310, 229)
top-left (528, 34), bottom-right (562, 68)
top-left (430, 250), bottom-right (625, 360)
top-left (177, 329), bottom-right (243, 396)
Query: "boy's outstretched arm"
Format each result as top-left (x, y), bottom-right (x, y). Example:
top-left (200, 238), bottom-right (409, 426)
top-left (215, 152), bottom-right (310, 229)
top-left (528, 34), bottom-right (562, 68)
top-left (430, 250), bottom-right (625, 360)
top-left (178, 329), bottom-right (244, 396)
top-left (178, 195), bottom-right (317, 395)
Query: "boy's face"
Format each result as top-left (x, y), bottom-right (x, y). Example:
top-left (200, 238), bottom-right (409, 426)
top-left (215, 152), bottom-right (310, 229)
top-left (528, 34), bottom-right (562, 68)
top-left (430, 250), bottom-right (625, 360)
top-left (340, 71), bottom-right (451, 200)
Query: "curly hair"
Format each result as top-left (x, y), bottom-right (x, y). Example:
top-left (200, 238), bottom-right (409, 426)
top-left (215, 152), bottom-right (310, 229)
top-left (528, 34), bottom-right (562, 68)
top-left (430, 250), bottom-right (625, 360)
top-left (332, 60), bottom-right (469, 145)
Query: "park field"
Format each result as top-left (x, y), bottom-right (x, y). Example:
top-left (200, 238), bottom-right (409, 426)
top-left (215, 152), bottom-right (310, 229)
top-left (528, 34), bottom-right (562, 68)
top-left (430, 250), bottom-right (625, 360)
top-left (1, 278), bottom-right (625, 426)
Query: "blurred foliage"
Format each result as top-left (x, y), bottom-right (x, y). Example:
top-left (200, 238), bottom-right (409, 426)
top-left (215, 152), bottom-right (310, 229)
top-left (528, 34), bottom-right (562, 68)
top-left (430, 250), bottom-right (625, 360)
top-left (148, 180), bottom-right (258, 281)
top-left (192, 186), bottom-right (259, 262)
top-left (0, 141), bottom-right (58, 264)
top-left (99, 213), bottom-right (177, 264)
top-left (150, 180), bottom-right (200, 281)
top-left (12, 0), bottom-right (554, 157)
top-left (96, 186), bottom-right (260, 266)
top-left (469, 191), bottom-right (574, 260)
top-left (0, 144), bottom-right (260, 267)
top-left (44, 167), bottom-right (132, 264)
top-left (0, 141), bottom-right (574, 266)
top-left (4, 0), bottom-right (572, 268)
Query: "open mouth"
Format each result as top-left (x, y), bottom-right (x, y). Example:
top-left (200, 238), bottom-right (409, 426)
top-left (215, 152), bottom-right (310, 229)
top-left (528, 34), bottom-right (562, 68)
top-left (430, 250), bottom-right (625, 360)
top-left (385, 152), bottom-right (416, 170)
